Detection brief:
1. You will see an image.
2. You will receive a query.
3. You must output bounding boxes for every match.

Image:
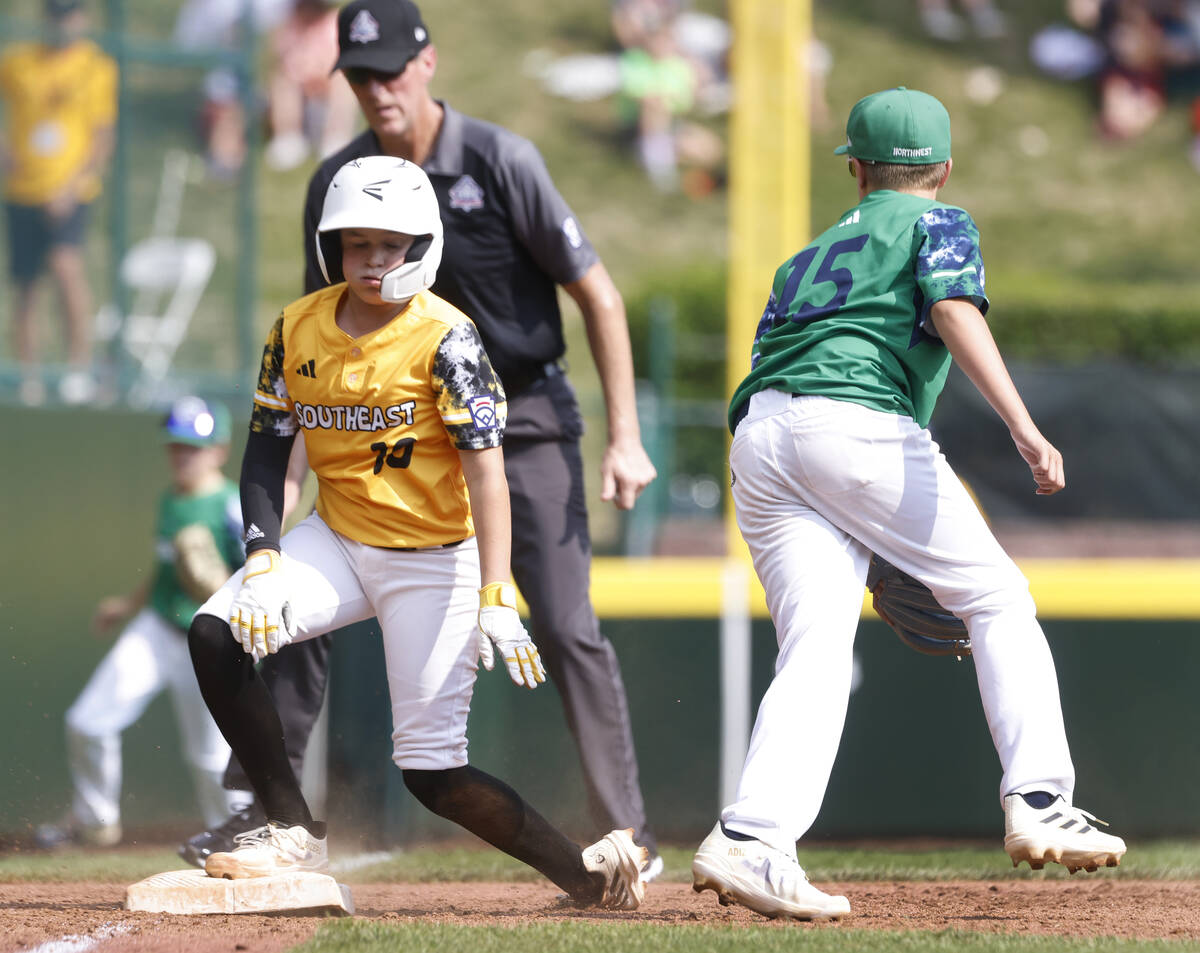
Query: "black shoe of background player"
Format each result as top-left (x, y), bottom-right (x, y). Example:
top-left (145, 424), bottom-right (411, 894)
top-left (178, 803), bottom-right (267, 869)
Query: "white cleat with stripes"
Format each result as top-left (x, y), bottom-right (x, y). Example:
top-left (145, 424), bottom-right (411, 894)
top-left (1003, 794), bottom-right (1126, 873)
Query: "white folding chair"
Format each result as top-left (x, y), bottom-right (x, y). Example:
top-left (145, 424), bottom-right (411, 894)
top-left (111, 236), bottom-right (217, 406)
top-left (94, 150), bottom-right (217, 406)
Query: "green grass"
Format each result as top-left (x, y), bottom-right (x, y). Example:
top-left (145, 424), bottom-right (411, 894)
top-left (296, 921), bottom-right (1194, 953)
top-left (4, 840), bottom-right (1200, 885)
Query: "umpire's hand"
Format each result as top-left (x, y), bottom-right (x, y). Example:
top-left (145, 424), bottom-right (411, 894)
top-left (601, 437), bottom-right (657, 510)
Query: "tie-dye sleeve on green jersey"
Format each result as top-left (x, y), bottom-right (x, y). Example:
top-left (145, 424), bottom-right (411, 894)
top-left (431, 320), bottom-right (507, 450)
top-left (914, 207), bottom-right (989, 329)
top-left (249, 313), bottom-right (298, 437)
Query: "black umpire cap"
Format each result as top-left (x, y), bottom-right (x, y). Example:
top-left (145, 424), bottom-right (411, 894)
top-left (333, 0), bottom-right (430, 75)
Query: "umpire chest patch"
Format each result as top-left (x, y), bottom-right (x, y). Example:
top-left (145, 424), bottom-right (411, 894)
top-left (448, 174), bottom-right (485, 211)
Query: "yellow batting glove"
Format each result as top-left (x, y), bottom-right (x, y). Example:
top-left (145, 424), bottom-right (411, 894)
top-left (477, 582), bottom-right (545, 689)
top-left (228, 550), bottom-right (295, 660)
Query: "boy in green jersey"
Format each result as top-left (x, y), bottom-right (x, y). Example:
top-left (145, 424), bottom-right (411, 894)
top-left (35, 397), bottom-right (254, 849)
top-left (693, 88), bottom-right (1126, 921)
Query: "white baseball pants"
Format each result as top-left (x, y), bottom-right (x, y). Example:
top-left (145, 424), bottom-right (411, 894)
top-left (199, 512), bottom-right (482, 771)
top-left (723, 390), bottom-right (1075, 855)
top-left (64, 608), bottom-right (248, 829)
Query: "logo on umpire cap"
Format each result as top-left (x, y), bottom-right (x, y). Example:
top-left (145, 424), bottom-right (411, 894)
top-left (348, 9), bottom-right (380, 43)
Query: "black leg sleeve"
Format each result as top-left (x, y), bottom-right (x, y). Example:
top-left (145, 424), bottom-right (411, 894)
top-left (189, 613), bottom-right (314, 831)
top-left (223, 634), bottom-right (333, 790)
top-left (402, 766), bottom-right (603, 904)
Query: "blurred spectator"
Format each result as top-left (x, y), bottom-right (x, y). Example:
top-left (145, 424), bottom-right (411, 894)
top-left (172, 0), bottom-right (292, 179)
top-left (613, 1), bottom-right (723, 193)
top-left (919, 0), bottom-right (1009, 41)
top-left (1032, 1), bottom-right (1200, 162)
top-left (1096, 0), bottom-right (1170, 138)
top-left (1093, 1), bottom-right (1200, 141)
top-left (0, 0), bottom-right (116, 406)
top-left (263, 0), bottom-right (359, 171)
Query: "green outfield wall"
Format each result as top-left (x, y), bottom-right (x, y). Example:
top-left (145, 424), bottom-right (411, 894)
top-left (3, 404), bottom-right (1198, 845)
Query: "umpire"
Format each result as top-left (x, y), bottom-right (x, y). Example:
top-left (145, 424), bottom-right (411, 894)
top-left (181, 0), bottom-right (661, 872)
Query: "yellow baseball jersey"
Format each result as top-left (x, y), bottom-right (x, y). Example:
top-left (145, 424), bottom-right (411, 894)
top-left (0, 40), bottom-right (118, 204)
top-left (250, 284), bottom-right (507, 549)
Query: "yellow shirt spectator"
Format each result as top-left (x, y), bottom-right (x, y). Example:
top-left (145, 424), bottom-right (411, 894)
top-left (0, 38), bottom-right (117, 205)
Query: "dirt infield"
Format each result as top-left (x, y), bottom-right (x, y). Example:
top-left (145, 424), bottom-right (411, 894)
top-left (5, 879), bottom-right (1200, 952)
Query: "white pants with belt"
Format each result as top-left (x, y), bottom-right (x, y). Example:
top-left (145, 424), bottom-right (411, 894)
top-left (65, 607), bottom-right (248, 829)
top-left (723, 389), bottom-right (1075, 855)
top-left (199, 512), bottom-right (482, 771)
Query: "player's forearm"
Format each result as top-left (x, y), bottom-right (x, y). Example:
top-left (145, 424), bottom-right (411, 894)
top-left (565, 263), bottom-right (643, 446)
top-left (930, 298), bottom-right (1037, 438)
top-left (458, 446), bottom-right (512, 586)
top-left (240, 429), bottom-right (296, 555)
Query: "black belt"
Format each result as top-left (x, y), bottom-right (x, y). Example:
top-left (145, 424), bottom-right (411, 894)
top-left (387, 538), bottom-right (466, 552)
top-left (503, 360), bottom-right (563, 398)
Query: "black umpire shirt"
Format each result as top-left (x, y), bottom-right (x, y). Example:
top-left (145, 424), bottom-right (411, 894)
top-left (303, 101), bottom-right (599, 394)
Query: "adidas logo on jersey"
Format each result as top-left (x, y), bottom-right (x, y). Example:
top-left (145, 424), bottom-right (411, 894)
top-left (296, 359), bottom-right (317, 378)
top-left (837, 209), bottom-right (861, 228)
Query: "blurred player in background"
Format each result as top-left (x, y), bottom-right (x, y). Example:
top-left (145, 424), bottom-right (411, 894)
top-left (187, 157), bottom-right (648, 909)
top-left (35, 397), bottom-right (253, 849)
top-left (692, 87), bottom-right (1127, 920)
top-left (182, 0), bottom-right (663, 880)
top-left (0, 0), bottom-right (116, 406)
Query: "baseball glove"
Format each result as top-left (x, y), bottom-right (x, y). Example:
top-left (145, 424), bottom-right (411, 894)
top-left (866, 554), bottom-right (971, 658)
top-left (174, 524), bottom-right (231, 604)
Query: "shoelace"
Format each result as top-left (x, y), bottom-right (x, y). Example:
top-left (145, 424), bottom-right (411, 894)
top-left (231, 825), bottom-right (274, 849)
top-left (1071, 807), bottom-right (1111, 828)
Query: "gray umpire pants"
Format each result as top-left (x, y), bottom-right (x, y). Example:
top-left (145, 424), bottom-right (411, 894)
top-left (225, 372), bottom-right (656, 853)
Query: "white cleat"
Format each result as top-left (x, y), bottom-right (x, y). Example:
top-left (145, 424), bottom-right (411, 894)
top-left (204, 822), bottom-right (328, 880)
top-left (692, 822), bottom-right (850, 921)
top-left (1004, 794), bottom-right (1126, 873)
top-left (582, 828), bottom-right (650, 910)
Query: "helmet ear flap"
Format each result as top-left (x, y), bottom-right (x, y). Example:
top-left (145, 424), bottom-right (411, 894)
top-left (316, 231), bottom-right (344, 285)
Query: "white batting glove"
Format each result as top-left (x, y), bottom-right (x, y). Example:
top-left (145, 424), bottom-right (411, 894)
top-left (228, 549), bottom-right (295, 660)
top-left (477, 582), bottom-right (545, 689)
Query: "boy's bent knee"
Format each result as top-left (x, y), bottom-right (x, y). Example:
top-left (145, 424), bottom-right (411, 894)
top-left (188, 612), bottom-right (238, 664)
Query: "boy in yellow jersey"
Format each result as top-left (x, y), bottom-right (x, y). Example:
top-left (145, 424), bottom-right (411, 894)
top-left (0, 0), bottom-right (116, 404)
top-left (187, 156), bottom-right (648, 909)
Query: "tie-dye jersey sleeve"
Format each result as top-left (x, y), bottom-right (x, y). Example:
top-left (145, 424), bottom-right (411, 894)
top-left (914, 207), bottom-right (989, 330)
top-left (249, 313), bottom-right (298, 437)
top-left (431, 320), bottom-right (507, 450)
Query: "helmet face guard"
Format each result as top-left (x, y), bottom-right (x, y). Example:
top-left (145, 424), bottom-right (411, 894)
top-left (316, 156), bottom-right (444, 303)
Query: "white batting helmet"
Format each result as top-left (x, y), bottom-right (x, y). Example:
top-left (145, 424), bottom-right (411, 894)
top-left (315, 156), bottom-right (443, 303)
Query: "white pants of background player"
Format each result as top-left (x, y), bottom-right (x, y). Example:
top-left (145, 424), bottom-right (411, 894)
top-left (198, 512), bottom-right (481, 770)
top-left (724, 389), bottom-right (1075, 855)
top-left (65, 608), bottom-right (250, 830)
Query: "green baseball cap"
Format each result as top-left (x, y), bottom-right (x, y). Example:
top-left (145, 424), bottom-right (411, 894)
top-left (834, 87), bottom-right (951, 164)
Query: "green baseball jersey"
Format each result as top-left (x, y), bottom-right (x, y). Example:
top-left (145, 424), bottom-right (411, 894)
top-left (149, 480), bottom-right (243, 631)
top-left (730, 190), bottom-right (989, 431)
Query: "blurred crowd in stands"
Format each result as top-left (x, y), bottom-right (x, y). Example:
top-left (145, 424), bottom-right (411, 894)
top-left (1031, 1), bottom-right (1200, 166)
top-left (6, 0), bottom-right (1200, 407)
